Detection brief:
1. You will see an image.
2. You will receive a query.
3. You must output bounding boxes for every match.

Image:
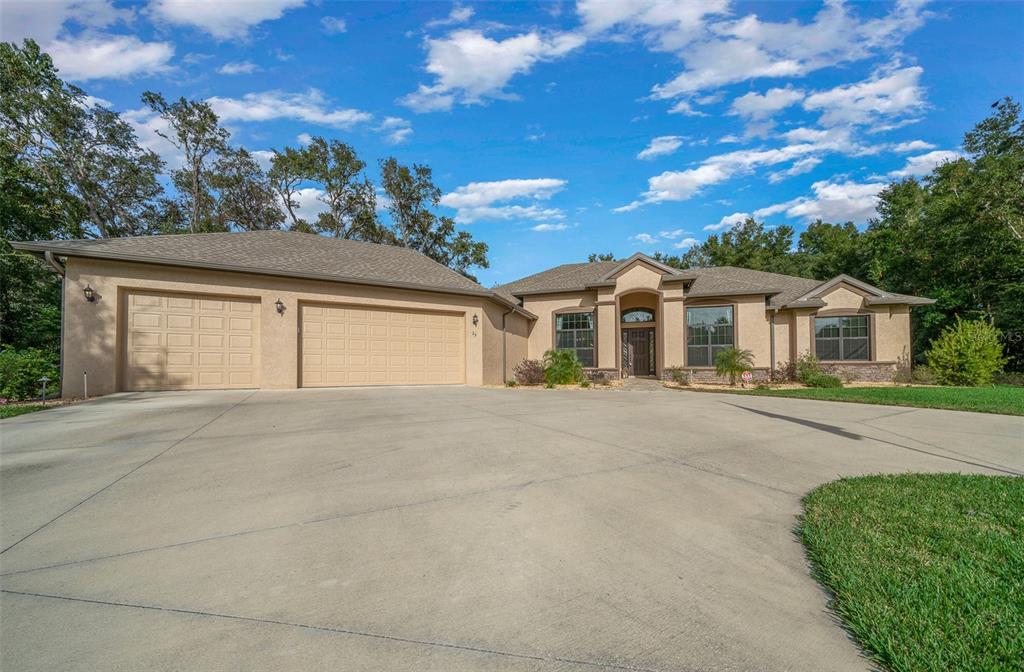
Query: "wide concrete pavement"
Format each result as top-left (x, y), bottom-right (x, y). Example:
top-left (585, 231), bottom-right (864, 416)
top-left (2, 386), bottom-right (1021, 671)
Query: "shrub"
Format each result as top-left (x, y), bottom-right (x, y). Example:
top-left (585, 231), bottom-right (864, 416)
top-left (513, 359), bottom-right (545, 386)
top-left (0, 347), bottom-right (59, 401)
top-left (580, 379), bottom-right (590, 388)
top-left (995, 370), bottom-right (1024, 387)
top-left (772, 360), bottom-right (796, 383)
top-left (912, 365), bottom-right (937, 385)
top-left (505, 380), bottom-right (517, 388)
top-left (544, 381), bottom-right (555, 389)
top-left (926, 318), bottom-right (1007, 386)
top-left (803, 372), bottom-right (844, 388)
top-left (795, 351), bottom-right (823, 385)
top-left (542, 349), bottom-right (584, 385)
top-left (585, 370), bottom-right (613, 385)
top-left (664, 366), bottom-right (689, 385)
top-left (714, 346), bottom-right (755, 386)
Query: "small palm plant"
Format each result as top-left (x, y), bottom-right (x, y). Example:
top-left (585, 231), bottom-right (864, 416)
top-left (714, 347), bottom-right (755, 386)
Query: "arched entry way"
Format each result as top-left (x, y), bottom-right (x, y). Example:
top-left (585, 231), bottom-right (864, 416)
top-left (618, 291), bottom-right (661, 377)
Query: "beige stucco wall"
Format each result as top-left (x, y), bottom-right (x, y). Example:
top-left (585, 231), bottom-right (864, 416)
top-left (60, 257), bottom-right (514, 397)
top-left (783, 283), bottom-right (912, 366)
top-left (480, 302), bottom-right (529, 385)
top-left (520, 291), bottom-right (599, 361)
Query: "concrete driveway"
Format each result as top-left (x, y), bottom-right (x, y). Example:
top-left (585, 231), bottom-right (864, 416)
top-left (2, 386), bottom-right (1021, 671)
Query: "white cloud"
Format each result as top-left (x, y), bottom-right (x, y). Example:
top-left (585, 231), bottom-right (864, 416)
top-left (650, 0), bottom-right (929, 97)
top-left (891, 139), bottom-right (936, 153)
top-left (888, 149), bottom-right (961, 177)
top-left (218, 60), bottom-right (260, 75)
top-left (704, 211), bottom-right (749, 231)
top-left (761, 179), bottom-right (887, 223)
top-left (531, 223), bottom-right (569, 232)
top-left (440, 178), bottom-right (567, 223)
top-left (320, 16), bottom-right (347, 34)
top-left (376, 116), bottom-right (413, 145)
top-left (122, 107), bottom-right (181, 167)
top-left (401, 29), bottom-right (585, 112)
top-left (718, 134), bottom-right (741, 144)
top-left (658, 228), bottom-right (689, 239)
top-left (1, 1), bottom-right (174, 81)
top-left (44, 35), bottom-right (174, 80)
top-left (767, 156), bottom-right (822, 183)
top-left (250, 149), bottom-right (275, 171)
top-left (632, 233), bottom-right (658, 244)
top-left (673, 237), bottom-right (699, 249)
top-left (207, 89), bottom-right (372, 129)
top-left (667, 100), bottom-right (708, 116)
top-left (803, 65), bottom-right (926, 126)
top-left (287, 187), bottom-right (332, 221)
top-left (296, 132), bottom-right (313, 145)
top-left (729, 86), bottom-right (804, 120)
top-left (149, 0), bottom-right (307, 39)
top-left (637, 135), bottom-right (685, 160)
top-left (577, 0), bottom-right (728, 52)
top-left (426, 3), bottom-right (474, 28)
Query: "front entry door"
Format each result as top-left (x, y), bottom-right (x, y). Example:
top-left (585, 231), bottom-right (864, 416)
top-left (622, 328), bottom-right (655, 376)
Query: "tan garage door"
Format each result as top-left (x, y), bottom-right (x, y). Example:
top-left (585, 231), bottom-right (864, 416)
top-left (124, 291), bottom-right (259, 391)
top-left (300, 303), bottom-right (464, 387)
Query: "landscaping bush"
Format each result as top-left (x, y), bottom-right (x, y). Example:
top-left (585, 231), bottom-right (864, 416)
top-left (0, 347), bottom-right (59, 401)
top-left (926, 317), bottom-right (1007, 386)
top-left (803, 372), bottom-right (844, 388)
top-left (912, 365), bottom-right (937, 385)
top-left (580, 379), bottom-right (590, 389)
top-left (995, 370), bottom-right (1024, 387)
top-left (542, 349), bottom-right (584, 385)
top-left (664, 366), bottom-right (689, 385)
top-left (794, 351), bottom-right (823, 385)
top-left (512, 358), bottom-right (545, 386)
top-left (715, 346), bottom-right (755, 386)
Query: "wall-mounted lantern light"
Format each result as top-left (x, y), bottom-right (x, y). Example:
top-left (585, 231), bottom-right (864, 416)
top-left (83, 285), bottom-right (96, 302)
top-left (472, 314), bottom-right (479, 327)
top-left (275, 298), bottom-right (285, 315)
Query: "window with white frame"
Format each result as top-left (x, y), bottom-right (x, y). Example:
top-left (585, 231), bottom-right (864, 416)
top-left (686, 306), bottom-right (733, 367)
top-left (815, 315), bottom-right (870, 360)
top-left (555, 312), bottom-right (595, 367)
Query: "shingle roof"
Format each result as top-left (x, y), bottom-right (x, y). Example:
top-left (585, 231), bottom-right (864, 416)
top-left (13, 230), bottom-right (521, 305)
top-left (496, 257), bottom-right (932, 308)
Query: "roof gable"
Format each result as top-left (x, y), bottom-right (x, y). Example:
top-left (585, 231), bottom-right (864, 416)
top-left (597, 253), bottom-right (695, 282)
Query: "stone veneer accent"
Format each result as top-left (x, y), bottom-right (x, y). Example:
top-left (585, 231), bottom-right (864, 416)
top-left (820, 362), bottom-right (898, 383)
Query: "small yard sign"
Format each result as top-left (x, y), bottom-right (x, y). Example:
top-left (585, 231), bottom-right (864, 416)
top-left (741, 371), bottom-right (753, 386)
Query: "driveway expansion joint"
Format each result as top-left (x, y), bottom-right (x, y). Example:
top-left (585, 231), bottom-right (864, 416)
top-left (0, 589), bottom-right (678, 672)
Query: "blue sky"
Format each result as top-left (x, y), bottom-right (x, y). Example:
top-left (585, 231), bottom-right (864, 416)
top-left (3, 1), bottom-right (1022, 286)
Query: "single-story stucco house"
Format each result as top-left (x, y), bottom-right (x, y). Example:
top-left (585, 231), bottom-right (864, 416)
top-left (13, 230), bottom-right (934, 397)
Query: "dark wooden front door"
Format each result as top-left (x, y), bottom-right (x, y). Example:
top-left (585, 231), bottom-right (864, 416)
top-left (622, 328), bottom-right (655, 376)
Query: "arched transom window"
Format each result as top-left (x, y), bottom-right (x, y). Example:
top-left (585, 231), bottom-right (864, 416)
top-left (621, 308), bottom-right (655, 323)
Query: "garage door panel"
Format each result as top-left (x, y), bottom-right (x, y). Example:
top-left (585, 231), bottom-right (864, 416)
top-left (125, 291), bottom-right (259, 391)
top-left (301, 303), bottom-right (464, 387)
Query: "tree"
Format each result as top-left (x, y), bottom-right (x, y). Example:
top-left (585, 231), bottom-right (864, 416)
top-left (379, 157), bottom-right (488, 278)
top-left (682, 218), bottom-right (802, 275)
top-left (589, 252), bottom-right (615, 262)
top-left (268, 145), bottom-right (315, 230)
top-left (1, 40), bottom-right (164, 239)
top-left (796, 220), bottom-right (868, 280)
top-left (142, 91), bottom-right (229, 233)
top-left (209, 148), bottom-right (284, 231)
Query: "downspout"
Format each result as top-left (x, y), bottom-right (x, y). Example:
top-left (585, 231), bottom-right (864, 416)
top-left (501, 307), bottom-right (514, 384)
top-left (44, 251), bottom-right (66, 397)
top-left (769, 309), bottom-right (776, 380)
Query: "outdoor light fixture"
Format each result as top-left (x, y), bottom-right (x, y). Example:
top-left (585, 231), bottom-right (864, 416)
top-left (275, 298), bottom-right (285, 314)
top-left (83, 284), bottom-right (95, 302)
top-left (472, 314), bottom-right (479, 326)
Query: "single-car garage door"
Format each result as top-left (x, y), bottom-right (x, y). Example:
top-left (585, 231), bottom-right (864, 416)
top-left (124, 290), bottom-right (259, 391)
top-left (300, 303), bottom-right (464, 386)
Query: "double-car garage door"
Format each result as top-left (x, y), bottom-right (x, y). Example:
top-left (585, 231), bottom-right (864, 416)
top-left (300, 303), bottom-right (464, 386)
top-left (123, 290), bottom-right (465, 390)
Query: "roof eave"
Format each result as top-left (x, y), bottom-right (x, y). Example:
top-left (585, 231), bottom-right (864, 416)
top-left (864, 296), bottom-right (936, 306)
top-left (687, 287), bottom-right (782, 299)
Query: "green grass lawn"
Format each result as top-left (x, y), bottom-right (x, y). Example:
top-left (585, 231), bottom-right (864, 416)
top-left (800, 474), bottom-right (1024, 672)
top-left (729, 384), bottom-right (1023, 415)
top-left (0, 404), bottom-right (48, 419)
